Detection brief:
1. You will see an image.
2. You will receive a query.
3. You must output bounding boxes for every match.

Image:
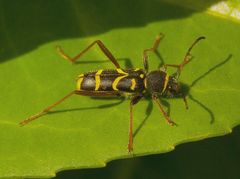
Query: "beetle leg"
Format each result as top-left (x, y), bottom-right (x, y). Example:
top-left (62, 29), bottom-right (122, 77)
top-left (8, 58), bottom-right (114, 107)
top-left (20, 91), bottom-right (77, 126)
top-left (152, 94), bottom-right (177, 126)
top-left (143, 33), bottom-right (164, 73)
top-left (20, 90), bottom-right (123, 126)
top-left (182, 95), bottom-right (189, 110)
top-left (56, 40), bottom-right (121, 68)
top-left (128, 94), bottom-right (143, 153)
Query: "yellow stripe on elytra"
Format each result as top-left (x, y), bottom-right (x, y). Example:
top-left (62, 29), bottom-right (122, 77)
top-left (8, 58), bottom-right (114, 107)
top-left (116, 68), bottom-right (128, 75)
top-left (130, 79), bottom-right (136, 90)
top-left (112, 76), bottom-right (127, 90)
top-left (78, 74), bottom-right (84, 78)
top-left (77, 77), bottom-right (84, 90)
top-left (161, 74), bottom-right (169, 94)
top-left (112, 69), bottom-right (129, 90)
top-left (95, 69), bottom-right (103, 90)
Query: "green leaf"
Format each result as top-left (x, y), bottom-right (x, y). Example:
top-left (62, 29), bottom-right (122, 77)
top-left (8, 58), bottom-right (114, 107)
top-left (56, 126), bottom-right (240, 179)
top-left (0, 0), bottom-right (240, 178)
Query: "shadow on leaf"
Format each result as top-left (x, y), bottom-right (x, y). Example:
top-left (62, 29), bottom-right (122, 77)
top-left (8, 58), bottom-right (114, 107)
top-left (0, 0), bottom-right (223, 63)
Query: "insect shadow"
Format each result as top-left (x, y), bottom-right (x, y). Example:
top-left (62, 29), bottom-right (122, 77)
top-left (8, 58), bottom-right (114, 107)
top-left (48, 97), bottom-right (125, 115)
top-left (133, 54), bottom-right (232, 137)
top-left (188, 54), bottom-right (233, 124)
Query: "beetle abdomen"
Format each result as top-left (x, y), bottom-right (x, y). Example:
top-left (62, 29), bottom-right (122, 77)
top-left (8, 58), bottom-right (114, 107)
top-left (76, 69), bottom-right (145, 93)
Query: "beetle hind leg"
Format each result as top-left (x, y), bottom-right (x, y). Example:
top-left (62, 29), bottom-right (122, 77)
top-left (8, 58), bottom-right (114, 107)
top-left (56, 40), bottom-right (121, 68)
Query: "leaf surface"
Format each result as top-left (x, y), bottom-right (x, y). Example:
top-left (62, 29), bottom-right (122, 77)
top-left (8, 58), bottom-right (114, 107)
top-left (0, 0), bottom-right (240, 177)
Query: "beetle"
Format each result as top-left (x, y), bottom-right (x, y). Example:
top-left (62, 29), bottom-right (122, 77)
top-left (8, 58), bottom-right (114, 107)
top-left (20, 34), bottom-right (205, 152)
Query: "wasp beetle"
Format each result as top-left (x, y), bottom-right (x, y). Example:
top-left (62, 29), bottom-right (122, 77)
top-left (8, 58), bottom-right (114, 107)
top-left (20, 34), bottom-right (205, 152)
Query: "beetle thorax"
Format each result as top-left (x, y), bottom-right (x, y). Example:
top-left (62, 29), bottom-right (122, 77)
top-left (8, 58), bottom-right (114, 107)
top-left (145, 70), bottom-right (168, 94)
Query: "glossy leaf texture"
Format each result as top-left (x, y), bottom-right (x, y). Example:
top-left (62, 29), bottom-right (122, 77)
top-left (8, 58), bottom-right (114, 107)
top-left (0, 0), bottom-right (240, 178)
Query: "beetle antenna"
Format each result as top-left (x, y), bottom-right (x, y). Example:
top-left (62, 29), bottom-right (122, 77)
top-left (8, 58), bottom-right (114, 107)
top-left (163, 36), bottom-right (205, 80)
top-left (176, 36), bottom-right (206, 79)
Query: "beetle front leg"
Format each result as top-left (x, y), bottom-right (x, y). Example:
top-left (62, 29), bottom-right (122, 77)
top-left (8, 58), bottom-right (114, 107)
top-left (182, 95), bottom-right (189, 110)
top-left (152, 94), bottom-right (177, 126)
